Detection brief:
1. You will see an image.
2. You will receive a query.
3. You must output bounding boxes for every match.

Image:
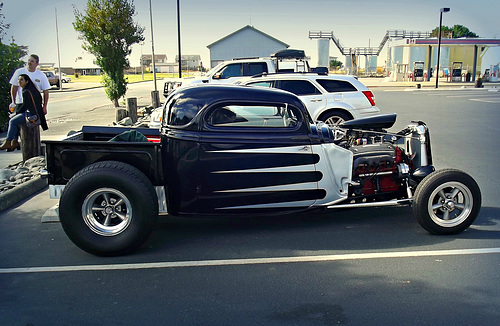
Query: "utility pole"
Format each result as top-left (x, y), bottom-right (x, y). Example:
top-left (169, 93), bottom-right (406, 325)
top-left (149, 0), bottom-right (157, 92)
top-left (55, 8), bottom-right (62, 90)
top-left (177, 0), bottom-right (182, 78)
top-left (436, 7), bottom-right (450, 88)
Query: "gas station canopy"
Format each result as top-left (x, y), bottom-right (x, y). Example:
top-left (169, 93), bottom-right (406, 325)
top-left (394, 38), bottom-right (500, 81)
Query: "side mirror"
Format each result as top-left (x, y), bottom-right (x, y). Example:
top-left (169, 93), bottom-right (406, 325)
top-left (213, 74), bottom-right (222, 80)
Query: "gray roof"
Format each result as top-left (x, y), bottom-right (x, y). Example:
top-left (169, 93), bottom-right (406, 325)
top-left (207, 25), bottom-right (289, 49)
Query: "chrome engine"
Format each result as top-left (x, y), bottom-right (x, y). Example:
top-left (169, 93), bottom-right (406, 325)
top-left (335, 115), bottom-right (434, 202)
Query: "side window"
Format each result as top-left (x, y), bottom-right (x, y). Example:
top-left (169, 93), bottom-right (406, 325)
top-left (246, 81), bottom-right (274, 88)
top-left (207, 104), bottom-right (300, 128)
top-left (243, 63), bottom-right (268, 76)
top-left (277, 80), bottom-right (321, 96)
top-left (166, 97), bottom-right (199, 126)
top-left (316, 79), bottom-right (358, 92)
top-left (218, 64), bottom-right (242, 79)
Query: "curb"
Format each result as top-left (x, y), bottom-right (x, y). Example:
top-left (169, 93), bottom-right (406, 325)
top-left (0, 176), bottom-right (48, 212)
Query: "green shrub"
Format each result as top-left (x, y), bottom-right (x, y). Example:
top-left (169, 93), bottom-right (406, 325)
top-left (0, 42), bottom-right (27, 131)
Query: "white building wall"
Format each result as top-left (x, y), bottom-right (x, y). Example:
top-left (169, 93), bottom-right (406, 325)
top-left (209, 28), bottom-right (287, 67)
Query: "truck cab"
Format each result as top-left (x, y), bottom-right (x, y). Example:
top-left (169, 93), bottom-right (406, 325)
top-left (163, 49), bottom-right (314, 97)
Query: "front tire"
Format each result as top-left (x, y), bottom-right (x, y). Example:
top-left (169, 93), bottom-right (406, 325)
top-left (413, 169), bottom-right (481, 234)
top-left (59, 161), bottom-right (158, 256)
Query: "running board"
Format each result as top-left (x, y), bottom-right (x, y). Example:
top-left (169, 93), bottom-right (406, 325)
top-left (327, 198), bottom-right (412, 209)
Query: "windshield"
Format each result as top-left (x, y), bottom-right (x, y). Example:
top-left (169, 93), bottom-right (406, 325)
top-left (205, 62), bottom-right (226, 76)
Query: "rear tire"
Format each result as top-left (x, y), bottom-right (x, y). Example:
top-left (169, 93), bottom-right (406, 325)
top-left (413, 169), bottom-right (481, 234)
top-left (59, 161), bottom-right (158, 256)
top-left (320, 110), bottom-right (351, 126)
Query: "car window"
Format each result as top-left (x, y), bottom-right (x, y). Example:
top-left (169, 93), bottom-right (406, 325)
top-left (316, 79), bottom-right (358, 92)
top-left (244, 63), bottom-right (268, 76)
top-left (247, 81), bottom-right (274, 88)
top-left (166, 97), bottom-right (200, 126)
top-left (277, 80), bottom-right (321, 96)
top-left (207, 104), bottom-right (299, 128)
top-left (218, 64), bottom-right (242, 79)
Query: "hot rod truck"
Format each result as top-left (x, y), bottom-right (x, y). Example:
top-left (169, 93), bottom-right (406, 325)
top-left (43, 85), bottom-right (481, 256)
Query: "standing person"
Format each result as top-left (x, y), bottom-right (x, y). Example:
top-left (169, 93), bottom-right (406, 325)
top-left (0, 74), bottom-right (48, 151)
top-left (1, 54), bottom-right (50, 150)
top-left (9, 54), bottom-right (50, 116)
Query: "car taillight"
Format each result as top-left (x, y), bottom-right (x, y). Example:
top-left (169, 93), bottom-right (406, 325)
top-left (362, 91), bottom-right (376, 106)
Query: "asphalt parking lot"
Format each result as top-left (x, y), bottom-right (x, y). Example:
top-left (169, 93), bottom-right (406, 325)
top-left (1, 80), bottom-right (500, 325)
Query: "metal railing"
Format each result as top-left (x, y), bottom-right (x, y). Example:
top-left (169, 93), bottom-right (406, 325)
top-left (309, 30), bottom-right (431, 56)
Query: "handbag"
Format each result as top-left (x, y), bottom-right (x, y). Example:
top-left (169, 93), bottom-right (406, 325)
top-left (25, 90), bottom-right (41, 127)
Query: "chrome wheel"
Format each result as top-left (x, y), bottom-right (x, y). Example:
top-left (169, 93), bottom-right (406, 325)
top-left (82, 188), bottom-right (132, 236)
top-left (414, 169), bottom-right (481, 234)
top-left (325, 115), bottom-right (346, 126)
top-left (427, 181), bottom-right (474, 228)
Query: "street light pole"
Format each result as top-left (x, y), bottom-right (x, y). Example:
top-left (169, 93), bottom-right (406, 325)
top-left (149, 0), bottom-right (157, 92)
top-left (55, 7), bottom-right (62, 90)
top-left (436, 7), bottom-right (450, 88)
top-left (177, 0), bottom-right (182, 78)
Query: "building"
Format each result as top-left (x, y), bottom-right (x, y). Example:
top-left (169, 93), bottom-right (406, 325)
top-left (388, 38), bottom-right (500, 81)
top-left (207, 25), bottom-right (289, 68)
top-left (65, 56), bottom-right (101, 76)
top-left (175, 55), bottom-right (203, 70)
top-left (141, 54), bottom-right (167, 67)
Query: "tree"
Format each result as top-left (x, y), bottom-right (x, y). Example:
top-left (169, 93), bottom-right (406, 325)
top-left (430, 24), bottom-right (479, 38)
top-left (73, 0), bottom-right (144, 107)
top-left (0, 3), bottom-right (28, 130)
top-left (0, 2), bottom-right (9, 40)
top-left (329, 59), bottom-right (343, 70)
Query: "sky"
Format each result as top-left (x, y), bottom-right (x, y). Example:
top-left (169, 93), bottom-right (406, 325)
top-left (2, 0), bottom-right (499, 70)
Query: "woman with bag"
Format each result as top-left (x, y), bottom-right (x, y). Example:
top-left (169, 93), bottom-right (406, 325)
top-left (0, 74), bottom-right (48, 151)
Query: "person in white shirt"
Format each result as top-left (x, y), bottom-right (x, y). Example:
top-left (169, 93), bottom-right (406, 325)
top-left (0, 54), bottom-right (51, 151)
top-left (9, 54), bottom-right (50, 115)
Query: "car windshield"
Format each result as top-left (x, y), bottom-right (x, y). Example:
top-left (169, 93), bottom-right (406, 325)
top-left (205, 62), bottom-right (226, 76)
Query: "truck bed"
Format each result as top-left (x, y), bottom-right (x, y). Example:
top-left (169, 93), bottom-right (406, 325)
top-left (43, 126), bottom-right (163, 186)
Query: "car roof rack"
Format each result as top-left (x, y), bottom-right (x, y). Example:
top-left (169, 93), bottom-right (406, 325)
top-left (232, 56), bottom-right (264, 61)
top-left (271, 49), bottom-right (306, 60)
top-left (249, 70), bottom-right (329, 79)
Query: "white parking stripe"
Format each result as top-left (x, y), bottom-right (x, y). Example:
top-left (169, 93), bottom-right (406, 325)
top-left (470, 98), bottom-right (500, 103)
top-left (49, 94), bottom-right (89, 103)
top-left (1, 248), bottom-right (499, 274)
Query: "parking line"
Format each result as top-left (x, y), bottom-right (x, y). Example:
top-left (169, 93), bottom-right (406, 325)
top-left (1, 248), bottom-right (500, 274)
top-left (50, 94), bottom-right (89, 103)
top-left (470, 98), bottom-right (500, 103)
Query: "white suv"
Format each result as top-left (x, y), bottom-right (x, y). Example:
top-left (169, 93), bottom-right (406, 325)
top-left (239, 73), bottom-right (380, 125)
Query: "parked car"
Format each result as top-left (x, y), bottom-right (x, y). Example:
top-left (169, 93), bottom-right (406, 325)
top-left (43, 71), bottom-right (60, 87)
top-left (238, 72), bottom-right (380, 125)
top-left (163, 49), bottom-right (312, 97)
top-left (61, 73), bottom-right (71, 83)
top-left (43, 84), bottom-right (481, 256)
top-left (149, 106), bottom-right (163, 128)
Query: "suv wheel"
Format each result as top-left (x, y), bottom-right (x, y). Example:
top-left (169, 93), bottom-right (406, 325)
top-left (320, 110), bottom-right (352, 126)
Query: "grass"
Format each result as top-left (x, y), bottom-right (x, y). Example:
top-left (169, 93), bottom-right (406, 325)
top-left (69, 72), bottom-right (194, 84)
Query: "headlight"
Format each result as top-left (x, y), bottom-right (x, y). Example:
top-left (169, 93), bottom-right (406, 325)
top-left (149, 108), bottom-right (163, 128)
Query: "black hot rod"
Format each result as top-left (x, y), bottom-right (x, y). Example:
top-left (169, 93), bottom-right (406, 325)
top-left (43, 85), bottom-right (481, 255)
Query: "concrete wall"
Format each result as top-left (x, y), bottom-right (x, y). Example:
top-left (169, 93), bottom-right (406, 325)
top-left (317, 39), bottom-right (330, 68)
